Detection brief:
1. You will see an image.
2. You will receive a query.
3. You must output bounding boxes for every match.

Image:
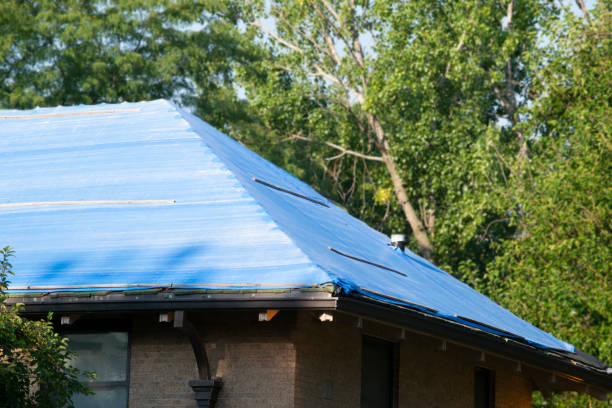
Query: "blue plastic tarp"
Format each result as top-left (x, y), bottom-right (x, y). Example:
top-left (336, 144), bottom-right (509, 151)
top-left (0, 100), bottom-right (574, 353)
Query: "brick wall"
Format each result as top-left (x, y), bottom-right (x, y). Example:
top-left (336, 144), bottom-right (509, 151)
top-left (193, 311), bottom-right (297, 408)
top-left (125, 310), bottom-right (532, 408)
top-left (294, 311), bottom-right (361, 408)
top-left (129, 315), bottom-right (198, 408)
top-left (397, 330), bottom-right (532, 408)
top-left (292, 311), bottom-right (532, 408)
top-left (127, 311), bottom-right (297, 408)
top-left (398, 333), bottom-right (472, 408)
top-left (493, 359), bottom-right (533, 408)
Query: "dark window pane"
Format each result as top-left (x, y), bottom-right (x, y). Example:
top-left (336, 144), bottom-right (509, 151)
top-left (72, 386), bottom-right (128, 408)
top-left (66, 332), bottom-right (128, 382)
top-left (474, 367), bottom-right (495, 408)
top-left (361, 336), bottom-right (394, 408)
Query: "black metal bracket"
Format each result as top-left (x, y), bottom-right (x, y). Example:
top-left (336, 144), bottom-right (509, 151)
top-left (173, 311), bottom-right (222, 407)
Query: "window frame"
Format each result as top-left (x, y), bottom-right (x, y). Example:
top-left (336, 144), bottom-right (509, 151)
top-left (61, 319), bottom-right (131, 408)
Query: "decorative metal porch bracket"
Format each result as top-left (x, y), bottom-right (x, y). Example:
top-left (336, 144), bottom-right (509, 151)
top-left (173, 310), bottom-right (222, 407)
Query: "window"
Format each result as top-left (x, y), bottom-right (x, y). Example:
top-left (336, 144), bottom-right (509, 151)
top-left (65, 331), bottom-right (130, 408)
top-left (360, 336), bottom-right (398, 408)
top-left (474, 367), bottom-right (495, 408)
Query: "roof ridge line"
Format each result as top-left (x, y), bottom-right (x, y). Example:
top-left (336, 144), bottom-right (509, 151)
top-left (170, 104), bottom-right (336, 287)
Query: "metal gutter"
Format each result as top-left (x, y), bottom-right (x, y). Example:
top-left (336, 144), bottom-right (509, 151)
top-left (8, 291), bottom-right (337, 313)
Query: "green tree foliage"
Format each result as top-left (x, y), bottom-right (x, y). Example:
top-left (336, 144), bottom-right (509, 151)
top-left (364, 0), bottom-right (549, 272)
top-left (241, 0), bottom-right (553, 268)
top-left (1, 0), bottom-right (610, 404)
top-left (486, 3), bottom-right (612, 406)
top-left (0, 247), bottom-right (91, 408)
top-left (242, 0), bottom-right (611, 404)
top-left (0, 0), bottom-right (258, 130)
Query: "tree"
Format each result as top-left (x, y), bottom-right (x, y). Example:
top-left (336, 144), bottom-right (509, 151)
top-left (0, 0), bottom-right (259, 131)
top-left (241, 3), bottom-right (611, 404)
top-left (486, 2), bottom-right (612, 406)
top-left (241, 0), bottom-right (553, 267)
top-left (0, 247), bottom-right (90, 408)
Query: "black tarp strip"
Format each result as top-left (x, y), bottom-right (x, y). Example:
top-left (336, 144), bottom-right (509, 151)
top-left (455, 314), bottom-right (525, 340)
top-left (252, 177), bottom-right (329, 207)
top-left (359, 288), bottom-right (438, 313)
top-left (328, 247), bottom-right (407, 277)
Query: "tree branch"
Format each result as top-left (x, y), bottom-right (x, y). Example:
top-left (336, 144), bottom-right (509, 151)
top-left (574, 0), bottom-right (592, 24)
top-left (312, 1), bottom-right (365, 70)
top-left (322, 22), bottom-right (342, 66)
top-left (320, 0), bottom-right (341, 22)
top-left (258, 14), bottom-right (365, 103)
top-left (306, 91), bottom-right (369, 136)
top-left (275, 13), bottom-right (339, 66)
top-left (347, 0), bottom-right (366, 70)
top-left (251, 21), bottom-right (303, 54)
top-left (506, 0), bottom-right (514, 30)
top-left (443, 35), bottom-right (466, 78)
top-left (309, 64), bottom-right (365, 103)
top-left (288, 134), bottom-right (384, 162)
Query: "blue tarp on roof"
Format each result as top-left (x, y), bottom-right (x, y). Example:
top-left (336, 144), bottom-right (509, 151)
top-left (0, 100), bottom-right (574, 353)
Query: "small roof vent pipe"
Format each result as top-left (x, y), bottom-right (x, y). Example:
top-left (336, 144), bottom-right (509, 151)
top-left (390, 234), bottom-right (406, 252)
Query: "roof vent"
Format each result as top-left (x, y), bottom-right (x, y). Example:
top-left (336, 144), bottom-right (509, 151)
top-left (390, 234), bottom-right (406, 252)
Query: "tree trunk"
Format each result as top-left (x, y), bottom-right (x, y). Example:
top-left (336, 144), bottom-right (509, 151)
top-left (368, 113), bottom-right (434, 258)
top-left (381, 150), bottom-right (434, 259)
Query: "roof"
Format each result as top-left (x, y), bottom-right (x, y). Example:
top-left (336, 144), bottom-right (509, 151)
top-left (0, 100), bottom-right (593, 358)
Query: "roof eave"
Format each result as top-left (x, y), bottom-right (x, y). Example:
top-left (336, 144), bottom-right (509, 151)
top-left (336, 296), bottom-right (612, 396)
top-left (7, 291), bottom-right (337, 313)
top-left (9, 290), bottom-right (610, 397)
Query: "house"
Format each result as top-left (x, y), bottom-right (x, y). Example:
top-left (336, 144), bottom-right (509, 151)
top-left (1, 99), bottom-right (610, 407)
